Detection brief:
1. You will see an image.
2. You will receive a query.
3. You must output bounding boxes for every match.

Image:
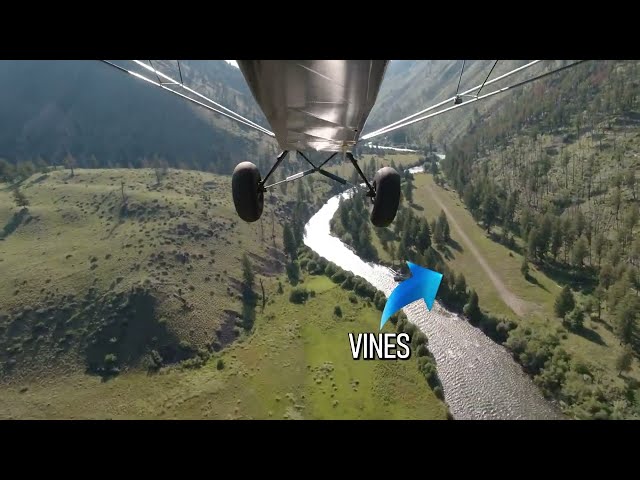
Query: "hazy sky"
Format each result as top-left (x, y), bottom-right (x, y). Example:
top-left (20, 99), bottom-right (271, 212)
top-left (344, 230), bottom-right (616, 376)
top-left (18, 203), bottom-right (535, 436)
top-left (225, 60), bottom-right (238, 68)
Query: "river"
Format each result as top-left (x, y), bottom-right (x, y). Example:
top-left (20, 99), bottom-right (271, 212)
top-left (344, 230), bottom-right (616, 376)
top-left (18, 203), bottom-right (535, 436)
top-left (303, 163), bottom-right (564, 420)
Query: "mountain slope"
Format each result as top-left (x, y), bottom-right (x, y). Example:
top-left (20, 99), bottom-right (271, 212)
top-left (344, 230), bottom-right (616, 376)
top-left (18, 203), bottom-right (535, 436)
top-left (366, 60), bottom-right (568, 149)
top-left (0, 60), bottom-right (276, 173)
top-left (437, 59), bottom-right (640, 419)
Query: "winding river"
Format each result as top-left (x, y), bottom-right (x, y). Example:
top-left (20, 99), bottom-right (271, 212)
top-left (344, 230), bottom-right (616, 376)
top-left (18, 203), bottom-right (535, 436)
top-left (303, 161), bottom-right (565, 420)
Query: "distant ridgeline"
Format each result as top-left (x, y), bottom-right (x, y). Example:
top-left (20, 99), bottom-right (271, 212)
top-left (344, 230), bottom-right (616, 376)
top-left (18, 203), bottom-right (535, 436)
top-left (0, 60), bottom-right (277, 179)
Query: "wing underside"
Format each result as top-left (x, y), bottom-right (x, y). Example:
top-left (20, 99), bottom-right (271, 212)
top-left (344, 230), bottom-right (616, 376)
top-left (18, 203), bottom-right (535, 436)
top-left (237, 60), bottom-right (389, 152)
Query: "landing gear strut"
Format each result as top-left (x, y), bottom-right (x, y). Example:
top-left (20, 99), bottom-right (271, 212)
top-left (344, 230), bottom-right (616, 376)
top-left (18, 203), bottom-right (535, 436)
top-left (345, 152), bottom-right (400, 228)
top-left (231, 150), bottom-right (401, 227)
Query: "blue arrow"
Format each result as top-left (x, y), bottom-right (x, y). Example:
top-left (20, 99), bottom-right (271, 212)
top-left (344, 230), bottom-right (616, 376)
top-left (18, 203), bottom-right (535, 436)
top-left (380, 262), bottom-right (443, 330)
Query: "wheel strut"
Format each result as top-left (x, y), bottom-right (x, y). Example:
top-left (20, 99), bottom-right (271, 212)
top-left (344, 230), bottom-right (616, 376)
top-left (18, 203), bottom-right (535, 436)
top-left (345, 152), bottom-right (376, 200)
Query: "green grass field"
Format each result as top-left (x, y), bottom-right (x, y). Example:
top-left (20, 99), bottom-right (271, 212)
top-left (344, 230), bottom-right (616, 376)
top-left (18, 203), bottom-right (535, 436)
top-left (0, 167), bottom-right (446, 419)
top-left (0, 168), bottom-right (291, 377)
top-left (0, 272), bottom-right (447, 419)
top-left (413, 174), bottom-right (560, 318)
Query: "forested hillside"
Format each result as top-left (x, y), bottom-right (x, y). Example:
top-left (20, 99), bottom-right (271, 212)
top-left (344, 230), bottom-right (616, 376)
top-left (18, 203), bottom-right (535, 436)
top-left (0, 60), bottom-right (275, 176)
top-left (443, 60), bottom-right (639, 346)
top-left (436, 59), bottom-right (640, 418)
top-left (366, 60), bottom-right (569, 148)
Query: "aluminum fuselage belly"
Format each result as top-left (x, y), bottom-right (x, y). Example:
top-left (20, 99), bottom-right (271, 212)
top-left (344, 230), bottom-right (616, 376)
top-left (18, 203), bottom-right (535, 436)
top-left (237, 60), bottom-right (389, 152)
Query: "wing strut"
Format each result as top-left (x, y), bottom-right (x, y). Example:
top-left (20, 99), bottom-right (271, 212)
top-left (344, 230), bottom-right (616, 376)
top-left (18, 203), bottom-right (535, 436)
top-left (361, 60), bottom-right (589, 141)
top-left (100, 60), bottom-right (276, 138)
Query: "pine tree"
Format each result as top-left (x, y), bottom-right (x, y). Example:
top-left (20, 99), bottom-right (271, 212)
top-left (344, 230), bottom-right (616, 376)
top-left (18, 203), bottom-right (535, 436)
top-left (554, 285), bottom-right (575, 319)
top-left (593, 232), bottom-right (606, 267)
top-left (572, 236), bottom-right (589, 267)
top-left (551, 219), bottom-right (563, 261)
top-left (481, 194), bottom-right (499, 234)
top-left (433, 219), bottom-right (445, 248)
top-left (614, 294), bottom-right (638, 345)
top-left (421, 246), bottom-right (436, 270)
top-left (527, 227), bottom-right (540, 261)
top-left (615, 345), bottom-right (634, 376)
top-left (521, 257), bottom-right (529, 278)
top-left (416, 220), bottom-right (432, 253)
top-left (64, 154), bottom-right (76, 177)
top-left (454, 272), bottom-right (467, 297)
top-left (599, 263), bottom-right (615, 290)
top-left (283, 224), bottom-right (297, 260)
top-left (241, 254), bottom-right (254, 290)
top-left (463, 289), bottom-right (482, 324)
top-left (438, 210), bottom-right (450, 242)
top-left (403, 176), bottom-right (414, 204)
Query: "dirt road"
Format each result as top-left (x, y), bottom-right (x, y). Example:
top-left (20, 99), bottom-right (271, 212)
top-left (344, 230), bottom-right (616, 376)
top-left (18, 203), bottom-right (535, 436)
top-left (425, 183), bottom-right (528, 317)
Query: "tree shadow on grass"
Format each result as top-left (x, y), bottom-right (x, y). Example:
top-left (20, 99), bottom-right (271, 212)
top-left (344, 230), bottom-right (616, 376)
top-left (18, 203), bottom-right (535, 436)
top-left (537, 261), bottom-right (597, 294)
top-left (447, 238), bottom-right (463, 253)
top-left (0, 207), bottom-right (30, 240)
top-left (440, 244), bottom-right (456, 261)
top-left (525, 273), bottom-right (550, 293)
top-left (590, 316), bottom-right (614, 334)
top-left (488, 230), bottom-right (524, 256)
top-left (573, 325), bottom-right (606, 346)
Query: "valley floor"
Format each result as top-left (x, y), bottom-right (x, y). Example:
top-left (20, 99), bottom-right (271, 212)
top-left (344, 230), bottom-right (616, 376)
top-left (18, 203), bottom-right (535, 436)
top-left (0, 167), bottom-right (445, 419)
top-left (0, 274), bottom-right (446, 420)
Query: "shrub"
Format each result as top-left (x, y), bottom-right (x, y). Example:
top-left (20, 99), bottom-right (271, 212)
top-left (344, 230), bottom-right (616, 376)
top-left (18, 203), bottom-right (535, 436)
top-left (354, 281), bottom-right (376, 300)
top-left (373, 291), bottom-right (386, 312)
top-left (534, 348), bottom-right (570, 396)
top-left (404, 322), bottom-right (417, 339)
top-left (348, 293), bottom-right (358, 304)
top-left (147, 349), bottom-right (163, 371)
top-left (334, 305), bottom-right (342, 317)
top-left (325, 263), bottom-right (337, 277)
top-left (289, 287), bottom-right (309, 304)
top-left (554, 285), bottom-right (575, 319)
top-left (573, 360), bottom-right (590, 376)
top-left (331, 270), bottom-right (346, 284)
top-left (416, 344), bottom-right (430, 357)
top-left (564, 308), bottom-right (584, 331)
top-left (216, 359), bottom-right (225, 370)
top-left (182, 353), bottom-right (209, 369)
top-left (286, 261), bottom-right (301, 285)
top-left (411, 331), bottom-right (428, 349)
top-left (316, 257), bottom-right (328, 273)
top-left (433, 386), bottom-right (444, 400)
top-left (306, 260), bottom-right (317, 273)
top-left (463, 290), bottom-right (482, 324)
top-left (341, 275), bottom-right (355, 290)
top-left (506, 328), bottom-right (560, 376)
top-left (417, 355), bottom-right (439, 389)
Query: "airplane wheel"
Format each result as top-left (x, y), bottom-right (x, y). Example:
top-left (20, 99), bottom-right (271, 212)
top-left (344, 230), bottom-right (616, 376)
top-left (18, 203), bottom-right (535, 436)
top-left (370, 167), bottom-right (401, 228)
top-left (232, 161), bottom-right (264, 222)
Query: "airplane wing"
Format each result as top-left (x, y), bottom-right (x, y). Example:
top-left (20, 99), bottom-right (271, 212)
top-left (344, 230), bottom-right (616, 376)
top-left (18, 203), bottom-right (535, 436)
top-left (236, 60), bottom-right (389, 153)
